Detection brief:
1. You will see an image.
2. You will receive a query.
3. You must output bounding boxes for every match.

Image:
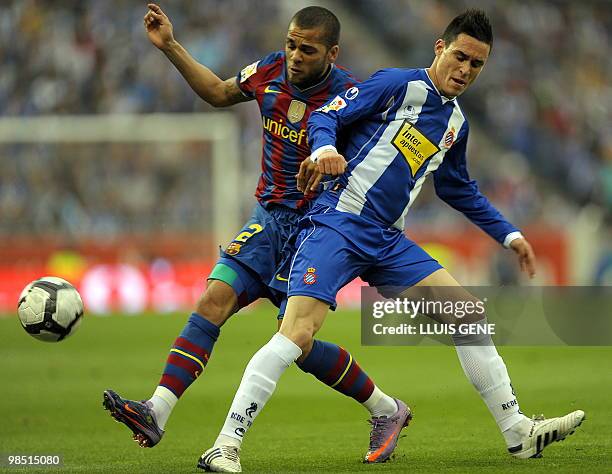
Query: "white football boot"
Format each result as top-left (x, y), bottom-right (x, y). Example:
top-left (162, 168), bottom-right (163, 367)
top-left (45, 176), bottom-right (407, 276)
top-left (197, 445), bottom-right (241, 473)
top-left (508, 410), bottom-right (585, 459)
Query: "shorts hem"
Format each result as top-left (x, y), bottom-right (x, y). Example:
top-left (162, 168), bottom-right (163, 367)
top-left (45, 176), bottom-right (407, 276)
top-left (287, 290), bottom-right (336, 309)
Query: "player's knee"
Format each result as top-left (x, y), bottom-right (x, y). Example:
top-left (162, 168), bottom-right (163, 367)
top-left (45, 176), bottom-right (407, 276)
top-left (295, 339), bottom-right (314, 363)
top-left (292, 329), bottom-right (314, 352)
top-left (281, 326), bottom-right (314, 352)
top-left (194, 280), bottom-right (238, 327)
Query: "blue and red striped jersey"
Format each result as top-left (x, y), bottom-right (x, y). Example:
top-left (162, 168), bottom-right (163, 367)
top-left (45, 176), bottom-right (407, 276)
top-left (236, 51), bottom-right (356, 210)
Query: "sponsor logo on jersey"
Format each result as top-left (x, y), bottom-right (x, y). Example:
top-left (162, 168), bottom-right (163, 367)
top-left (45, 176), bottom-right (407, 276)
top-left (442, 127), bottom-right (455, 148)
top-left (264, 85), bottom-right (281, 94)
top-left (240, 61), bottom-right (260, 83)
top-left (391, 120), bottom-right (440, 177)
top-left (317, 95), bottom-right (347, 113)
top-left (262, 116), bottom-right (307, 145)
top-left (345, 86), bottom-right (359, 100)
top-left (288, 100), bottom-right (307, 123)
top-left (226, 242), bottom-right (242, 256)
top-left (303, 267), bottom-right (317, 285)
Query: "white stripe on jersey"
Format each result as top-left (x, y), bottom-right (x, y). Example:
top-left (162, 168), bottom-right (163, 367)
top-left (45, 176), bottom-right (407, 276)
top-left (393, 102), bottom-right (466, 229)
top-left (336, 80), bottom-right (430, 216)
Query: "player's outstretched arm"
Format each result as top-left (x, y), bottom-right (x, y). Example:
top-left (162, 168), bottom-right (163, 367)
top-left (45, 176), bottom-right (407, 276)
top-left (433, 139), bottom-right (536, 278)
top-left (144, 3), bottom-right (248, 107)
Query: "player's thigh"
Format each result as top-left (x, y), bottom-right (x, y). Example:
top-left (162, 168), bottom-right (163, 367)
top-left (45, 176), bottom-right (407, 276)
top-left (204, 257), bottom-right (270, 324)
top-left (414, 268), bottom-right (480, 303)
top-left (415, 267), bottom-right (460, 286)
top-left (409, 268), bottom-right (483, 324)
top-left (195, 278), bottom-right (238, 327)
top-left (279, 295), bottom-right (329, 352)
top-left (288, 222), bottom-right (369, 310)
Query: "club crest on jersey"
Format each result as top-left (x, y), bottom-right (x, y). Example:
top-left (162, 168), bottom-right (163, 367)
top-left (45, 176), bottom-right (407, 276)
top-left (226, 242), bottom-right (242, 256)
top-left (442, 127), bottom-right (456, 148)
top-left (288, 100), bottom-right (307, 123)
top-left (240, 61), bottom-right (259, 83)
top-left (303, 267), bottom-right (317, 285)
top-left (317, 95), bottom-right (347, 113)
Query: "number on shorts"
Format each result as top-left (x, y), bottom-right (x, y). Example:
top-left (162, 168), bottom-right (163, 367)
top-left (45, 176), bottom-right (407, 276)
top-left (234, 223), bottom-right (263, 243)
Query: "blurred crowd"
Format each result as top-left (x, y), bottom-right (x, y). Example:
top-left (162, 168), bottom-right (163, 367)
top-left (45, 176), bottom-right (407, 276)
top-left (1, 0), bottom-right (283, 115)
top-left (1, 0), bottom-right (610, 240)
top-left (0, 142), bottom-right (211, 237)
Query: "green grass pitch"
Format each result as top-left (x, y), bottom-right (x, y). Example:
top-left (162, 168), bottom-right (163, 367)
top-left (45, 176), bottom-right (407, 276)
top-left (1, 304), bottom-right (610, 473)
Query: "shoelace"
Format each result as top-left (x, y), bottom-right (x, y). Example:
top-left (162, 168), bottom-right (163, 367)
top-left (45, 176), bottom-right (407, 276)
top-left (221, 446), bottom-right (240, 463)
top-left (367, 417), bottom-right (390, 450)
top-left (527, 414), bottom-right (546, 437)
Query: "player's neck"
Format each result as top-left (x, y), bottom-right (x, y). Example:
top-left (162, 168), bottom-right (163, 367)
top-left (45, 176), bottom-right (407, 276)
top-left (292, 64), bottom-right (332, 91)
top-left (425, 66), bottom-right (455, 101)
top-left (426, 66), bottom-right (442, 94)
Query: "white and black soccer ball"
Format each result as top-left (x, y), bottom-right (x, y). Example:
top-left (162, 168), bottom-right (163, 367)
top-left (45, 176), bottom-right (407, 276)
top-left (17, 276), bottom-right (84, 342)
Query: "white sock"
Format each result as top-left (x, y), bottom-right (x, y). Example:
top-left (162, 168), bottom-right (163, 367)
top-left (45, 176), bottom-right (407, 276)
top-left (453, 337), bottom-right (530, 445)
top-left (215, 333), bottom-right (302, 447)
top-left (147, 386), bottom-right (178, 430)
top-left (503, 417), bottom-right (533, 447)
top-left (362, 386), bottom-right (398, 417)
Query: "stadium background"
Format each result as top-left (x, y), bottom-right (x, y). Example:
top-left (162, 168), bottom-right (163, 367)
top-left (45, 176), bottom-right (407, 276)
top-left (1, 1), bottom-right (610, 472)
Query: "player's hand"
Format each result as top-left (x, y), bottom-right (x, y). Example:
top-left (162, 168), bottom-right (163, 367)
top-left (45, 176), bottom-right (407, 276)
top-left (296, 159), bottom-right (323, 194)
top-left (144, 3), bottom-right (174, 50)
top-left (509, 237), bottom-right (536, 279)
top-left (317, 151), bottom-right (346, 176)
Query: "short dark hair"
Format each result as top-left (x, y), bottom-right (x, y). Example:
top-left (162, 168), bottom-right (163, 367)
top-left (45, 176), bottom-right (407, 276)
top-left (290, 6), bottom-right (340, 48)
top-left (442, 9), bottom-right (493, 48)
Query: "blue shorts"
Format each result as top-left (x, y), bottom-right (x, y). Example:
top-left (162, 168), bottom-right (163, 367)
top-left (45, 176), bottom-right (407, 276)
top-left (287, 205), bottom-right (442, 308)
top-left (209, 203), bottom-right (301, 313)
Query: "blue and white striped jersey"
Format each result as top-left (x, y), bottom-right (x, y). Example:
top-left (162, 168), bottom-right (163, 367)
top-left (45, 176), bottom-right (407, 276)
top-left (307, 68), bottom-right (519, 245)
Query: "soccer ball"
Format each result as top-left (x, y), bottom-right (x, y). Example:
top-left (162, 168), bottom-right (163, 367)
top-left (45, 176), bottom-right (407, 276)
top-left (17, 276), bottom-right (84, 342)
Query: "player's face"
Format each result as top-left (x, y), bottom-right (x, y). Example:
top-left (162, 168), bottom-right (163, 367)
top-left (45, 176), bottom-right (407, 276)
top-left (285, 23), bottom-right (338, 87)
top-left (430, 33), bottom-right (490, 98)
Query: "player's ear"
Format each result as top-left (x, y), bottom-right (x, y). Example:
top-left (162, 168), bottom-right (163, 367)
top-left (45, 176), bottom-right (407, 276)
top-left (327, 45), bottom-right (339, 64)
top-left (434, 39), bottom-right (446, 57)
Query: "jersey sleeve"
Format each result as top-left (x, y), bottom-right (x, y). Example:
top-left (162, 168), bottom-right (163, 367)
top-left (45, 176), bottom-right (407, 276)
top-left (307, 69), bottom-right (402, 153)
top-left (433, 125), bottom-right (520, 245)
top-left (235, 51), bottom-right (283, 99)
